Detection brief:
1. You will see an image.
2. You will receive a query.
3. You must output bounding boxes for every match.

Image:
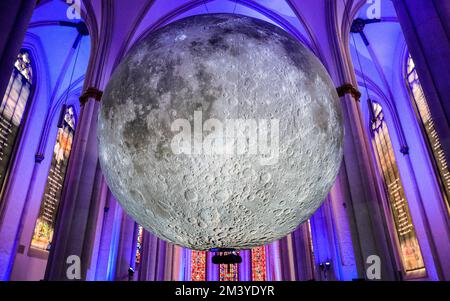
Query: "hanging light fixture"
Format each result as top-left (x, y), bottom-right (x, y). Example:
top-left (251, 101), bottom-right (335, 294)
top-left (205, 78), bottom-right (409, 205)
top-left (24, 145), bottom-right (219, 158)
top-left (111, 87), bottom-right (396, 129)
top-left (348, 7), bottom-right (377, 124)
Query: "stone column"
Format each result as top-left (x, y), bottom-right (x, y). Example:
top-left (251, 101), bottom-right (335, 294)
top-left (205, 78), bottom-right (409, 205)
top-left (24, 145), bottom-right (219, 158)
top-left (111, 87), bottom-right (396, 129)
top-left (291, 225), bottom-right (314, 281)
top-left (335, 89), bottom-right (397, 280)
top-left (0, 0), bottom-right (36, 98)
top-left (321, 1), bottom-right (399, 280)
top-left (239, 250), bottom-right (251, 281)
top-left (393, 0), bottom-right (450, 161)
top-left (44, 88), bottom-right (104, 280)
top-left (155, 240), bottom-right (167, 281)
top-left (138, 232), bottom-right (159, 281)
top-left (325, 169), bottom-right (360, 280)
top-left (278, 235), bottom-right (296, 280)
top-left (171, 245), bottom-right (183, 281)
top-left (266, 240), bottom-right (282, 281)
top-left (138, 233), bottom-right (170, 281)
top-left (164, 243), bottom-right (174, 280)
top-left (183, 249), bottom-right (191, 281)
top-left (206, 251), bottom-right (219, 281)
top-left (114, 214), bottom-right (136, 281)
top-left (91, 193), bottom-right (122, 281)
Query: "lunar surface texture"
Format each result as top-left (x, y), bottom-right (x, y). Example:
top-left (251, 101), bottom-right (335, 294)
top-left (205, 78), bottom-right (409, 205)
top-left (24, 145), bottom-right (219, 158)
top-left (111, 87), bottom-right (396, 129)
top-left (98, 14), bottom-right (344, 250)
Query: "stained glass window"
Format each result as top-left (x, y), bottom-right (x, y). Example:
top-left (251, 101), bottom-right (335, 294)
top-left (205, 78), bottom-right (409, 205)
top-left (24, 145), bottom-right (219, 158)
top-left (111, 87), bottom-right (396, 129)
top-left (219, 251), bottom-right (239, 281)
top-left (0, 51), bottom-right (33, 200)
top-left (191, 250), bottom-right (206, 281)
top-left (406, 55), bottom-right (450, 215)
top-left (251, 246), bottom-right (266, 281)
top-left (219, 263), bottom-right (239, 281)
top-left (14, 52), bottom-right (33, 82)
top-left (31, 105), bottom-right (76, 251)
top-left (370, 102), bottom-right (426, 276)
top-left (135, 224), bottom-right (144, 265)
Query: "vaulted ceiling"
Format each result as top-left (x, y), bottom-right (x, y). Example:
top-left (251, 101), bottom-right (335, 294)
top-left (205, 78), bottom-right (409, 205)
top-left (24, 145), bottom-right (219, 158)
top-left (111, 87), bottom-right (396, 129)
top-left (32, 0), bottom-right (405, 100)
top-left (28, 0), bottom-right (91, 114)
top-left (349, 0), bottom-right (409, 128)
top-left (73, 0), bottom-right (372, 84)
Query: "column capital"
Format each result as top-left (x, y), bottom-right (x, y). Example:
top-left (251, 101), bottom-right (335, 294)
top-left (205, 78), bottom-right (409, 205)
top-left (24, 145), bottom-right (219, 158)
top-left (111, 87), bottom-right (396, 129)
top-left (336, 83), bottom-right (361, 101)
top-left (79, 87), bottom-right (103, 105)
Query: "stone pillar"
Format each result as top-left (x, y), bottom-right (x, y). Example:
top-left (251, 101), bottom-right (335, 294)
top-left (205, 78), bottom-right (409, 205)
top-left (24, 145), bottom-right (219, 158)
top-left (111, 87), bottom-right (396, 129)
top-left (164, 243), bottom-right (174, 280)
top-left (206, 251), bottom-right (219, 281)
top-left (291, 225), bottom-right (315, 281)
top-left (114, 214), bottom-right (136, 281)
top-left (44, 88), bottom-right (104, 280)
top-left (278, 235), bottom-right (296, 280)
top-left (393, 0), bottom-right (450, 162)
top-left (91, 193), bottom-right (122, 281)
top-left (138, 233), bottom-right (170, 281)
top-left (138, 232), bottom-right (159, 281)
top-left (239, 250), bottom-right (251, 281)
top-left (309, 206), bottom-right (333, 281)
top-left (171, 245), bottom-right (183, 281)
top-left (0, 0), bottom-right (36, 98)
top-left (155, 240), bottom-right (167, 281)
top-left (322, 0), bottom-right (400, 281)
top-left (335, 89), bottom-right (397, 280)
top-left (183, 249), bottom-right (191, 281)
top-left (266, 240), bottom-right (282, 281)
top-left (326, 169), bottom-right (360, 280)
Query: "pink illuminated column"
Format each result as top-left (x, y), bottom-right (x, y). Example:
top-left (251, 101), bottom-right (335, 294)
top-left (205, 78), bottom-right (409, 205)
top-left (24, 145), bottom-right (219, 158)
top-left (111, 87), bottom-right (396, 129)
top-left (163, 243), bottom-right (173, 280)
top-left (171, 245), bottom-right (184, 281)
top-left (266, 240), bottom-right (282, 281)
top-left (239, 250), bottom-right (251, 281)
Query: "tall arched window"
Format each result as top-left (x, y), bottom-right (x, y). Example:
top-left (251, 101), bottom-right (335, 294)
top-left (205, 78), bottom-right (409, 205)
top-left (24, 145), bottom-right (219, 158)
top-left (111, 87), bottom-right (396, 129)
top-left (370, 102), bottom-right (425, 277)
top-left (191, 250), bottom-right (207, 281)
top-left (406, 54), bottom-right (450, 215)
top-left (31, 105), bottom-right (76, 251)
top-left (251, 246), bottom-right (266, 281)
top-left (219, 255), bottom-right (239, 281)
top-left (135, 224), bottom-right (144, 265)
top-left (0, 51), bottom-right (33, 201)
top-left (216, 250), bottom-right (240, 281)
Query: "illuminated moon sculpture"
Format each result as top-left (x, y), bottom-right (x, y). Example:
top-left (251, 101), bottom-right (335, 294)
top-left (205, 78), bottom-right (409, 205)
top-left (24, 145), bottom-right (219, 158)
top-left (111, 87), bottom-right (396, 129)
top-left (98, 14), bottom-right (343, 250)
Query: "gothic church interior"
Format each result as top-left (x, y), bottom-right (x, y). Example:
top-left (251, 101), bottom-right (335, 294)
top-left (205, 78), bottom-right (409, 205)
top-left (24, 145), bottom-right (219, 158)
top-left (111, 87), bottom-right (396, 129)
top-left (0, 0), bottom-right (448, 281)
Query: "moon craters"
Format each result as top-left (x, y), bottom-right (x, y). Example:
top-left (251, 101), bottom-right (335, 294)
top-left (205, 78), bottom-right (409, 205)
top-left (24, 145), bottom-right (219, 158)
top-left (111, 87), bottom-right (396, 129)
top-left (98, 14), bottom-right (343, 250)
